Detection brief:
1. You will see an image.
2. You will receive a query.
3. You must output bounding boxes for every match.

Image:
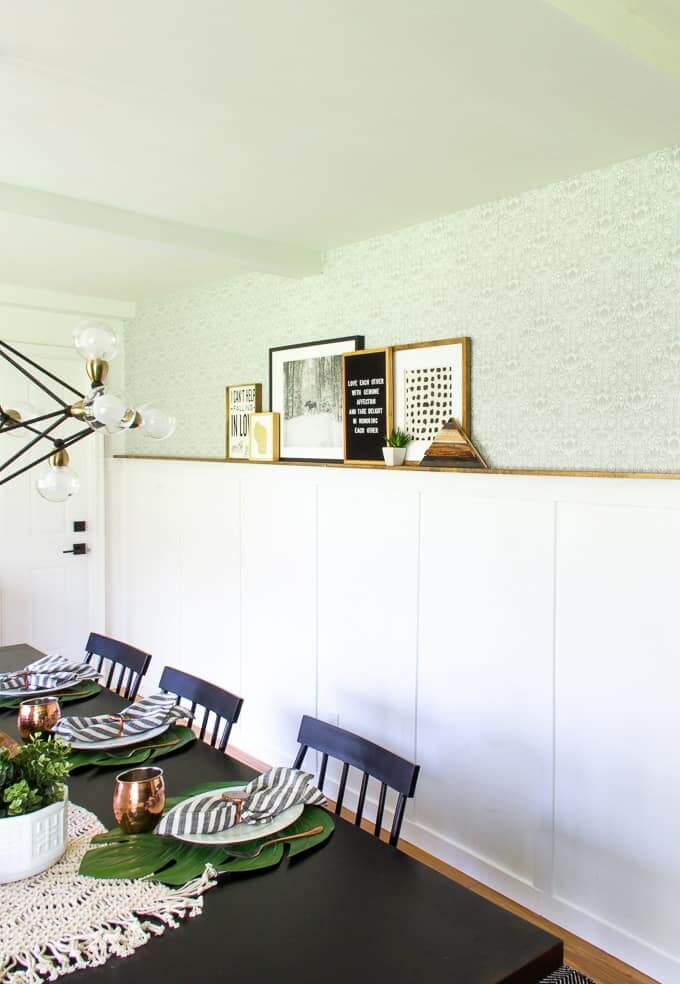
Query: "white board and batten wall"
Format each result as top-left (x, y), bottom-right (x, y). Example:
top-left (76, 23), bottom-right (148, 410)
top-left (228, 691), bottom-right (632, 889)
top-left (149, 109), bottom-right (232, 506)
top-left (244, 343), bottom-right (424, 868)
top-left (107, 456), bottom-right (680, 984)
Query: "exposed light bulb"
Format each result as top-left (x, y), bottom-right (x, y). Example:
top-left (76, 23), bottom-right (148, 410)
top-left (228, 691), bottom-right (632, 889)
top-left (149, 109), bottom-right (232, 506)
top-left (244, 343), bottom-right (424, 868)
top-left (73, 320), bottom-right (118, 361)
top-left (138, 404), bottom-right (176, 441)
top-left (91, 391), bottom-right (127, 433)
top-left (36, 463), bottom-right (80, 503)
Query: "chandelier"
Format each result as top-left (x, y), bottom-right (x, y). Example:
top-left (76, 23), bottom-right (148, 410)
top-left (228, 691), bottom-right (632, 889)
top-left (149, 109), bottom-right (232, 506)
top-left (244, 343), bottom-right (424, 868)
top-left (0, 321), bottom-right (174, 502)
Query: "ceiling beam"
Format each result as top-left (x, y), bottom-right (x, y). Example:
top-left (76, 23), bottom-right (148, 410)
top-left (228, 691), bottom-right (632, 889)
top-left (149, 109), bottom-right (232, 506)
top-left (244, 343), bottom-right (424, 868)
top-left (0, 181), bottom-right (324, 278)
top-left (547, 0), bottom-right (680, 82)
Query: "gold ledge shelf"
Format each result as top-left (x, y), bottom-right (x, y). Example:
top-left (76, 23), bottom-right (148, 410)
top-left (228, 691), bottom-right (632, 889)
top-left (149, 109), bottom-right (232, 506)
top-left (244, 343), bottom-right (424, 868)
top-left (113, 455), bottom-right (680, 481)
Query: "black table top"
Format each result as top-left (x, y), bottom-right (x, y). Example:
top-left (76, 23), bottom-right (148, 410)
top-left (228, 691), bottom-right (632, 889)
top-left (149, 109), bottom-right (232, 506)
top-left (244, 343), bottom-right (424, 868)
top-left (1, 645), bottom-right (562, 983)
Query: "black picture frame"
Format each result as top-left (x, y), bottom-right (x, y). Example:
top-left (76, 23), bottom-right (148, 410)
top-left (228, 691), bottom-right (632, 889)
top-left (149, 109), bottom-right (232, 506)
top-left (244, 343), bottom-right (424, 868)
top-left (343, 347), bottom-right (393, 464)
top-left (269, 335), bottom-right (365, 462)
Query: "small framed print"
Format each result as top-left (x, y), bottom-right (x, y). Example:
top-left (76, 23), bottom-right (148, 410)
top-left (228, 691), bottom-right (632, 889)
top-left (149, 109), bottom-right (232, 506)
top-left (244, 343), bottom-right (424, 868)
top-left (249, 412), bottom-right (280, 462)
top-left (392, 338), bottom-right (470, 464)
top-left (226, 383), bottom-right (262, 459)
top-left (269, 335), bottom-right (365, 462)
top-left (342, 347), bottom-right (393, 463)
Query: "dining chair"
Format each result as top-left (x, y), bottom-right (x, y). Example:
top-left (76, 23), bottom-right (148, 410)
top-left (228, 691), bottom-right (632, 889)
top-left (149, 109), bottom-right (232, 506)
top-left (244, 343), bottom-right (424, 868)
top-left (158, 665), bottom-right (244, 752)
top-left (292, 715), bottom-right (420, 847)
top-left (85, 632), bottom-right (151, 700)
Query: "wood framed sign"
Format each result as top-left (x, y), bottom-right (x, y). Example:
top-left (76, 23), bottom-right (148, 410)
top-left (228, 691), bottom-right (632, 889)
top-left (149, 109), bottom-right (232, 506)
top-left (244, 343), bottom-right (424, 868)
top-left (226, 383), bottom-right (262, 459)
top-left (249, 412), bottom-right (280, 462)
top-left (342, 347), bottom-right (393, 463)
top-left (392, 337), bottom-right (470, 464)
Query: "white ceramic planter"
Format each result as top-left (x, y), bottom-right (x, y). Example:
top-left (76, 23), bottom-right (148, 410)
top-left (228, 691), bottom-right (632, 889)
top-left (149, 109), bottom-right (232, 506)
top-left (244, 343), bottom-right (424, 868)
top-left (382, 446), bottom-right (407, 466)
top-left (0, 793), bottom-right (68, 883)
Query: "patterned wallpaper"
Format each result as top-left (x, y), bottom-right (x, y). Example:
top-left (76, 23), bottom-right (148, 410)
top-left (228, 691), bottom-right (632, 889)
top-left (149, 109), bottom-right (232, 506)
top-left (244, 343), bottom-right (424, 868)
top-left (125, 145), bottom-right (680, 471)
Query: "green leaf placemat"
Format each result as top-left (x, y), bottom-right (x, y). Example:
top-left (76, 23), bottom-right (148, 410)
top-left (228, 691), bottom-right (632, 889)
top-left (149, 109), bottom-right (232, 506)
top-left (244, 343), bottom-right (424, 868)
top-left (79, 779), bottom-right (334, 885)
top-left (68, 725), bottom-right (196, 771)
top-left (0, 679), bottom-right (102, 710)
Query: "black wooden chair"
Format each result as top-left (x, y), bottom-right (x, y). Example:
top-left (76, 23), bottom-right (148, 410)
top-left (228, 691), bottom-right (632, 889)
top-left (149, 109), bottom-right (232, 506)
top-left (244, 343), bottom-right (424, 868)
top-left (159, 665), bottom-right (244, 752)
top-left (292, 715), bottom-right (420, 847)
top-left (85, 632), bottom-right (151, 700)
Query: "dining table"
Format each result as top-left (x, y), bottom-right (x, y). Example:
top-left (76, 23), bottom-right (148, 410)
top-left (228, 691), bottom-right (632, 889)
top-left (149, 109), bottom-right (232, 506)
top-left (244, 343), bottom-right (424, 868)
top-left (1, 644), bottom-right (563, 983)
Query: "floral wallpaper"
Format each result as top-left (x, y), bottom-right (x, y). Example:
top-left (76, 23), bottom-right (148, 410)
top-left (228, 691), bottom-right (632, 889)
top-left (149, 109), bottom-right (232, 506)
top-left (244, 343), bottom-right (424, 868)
top-left (125, 145), bottom-right (680, 471)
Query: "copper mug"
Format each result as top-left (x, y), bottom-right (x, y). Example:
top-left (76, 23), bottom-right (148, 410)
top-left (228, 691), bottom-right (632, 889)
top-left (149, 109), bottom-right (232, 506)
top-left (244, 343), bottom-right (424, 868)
top-left (113, 766), bottom-right (166, 834)
top-left (17, 696), bottom-right (62, 740)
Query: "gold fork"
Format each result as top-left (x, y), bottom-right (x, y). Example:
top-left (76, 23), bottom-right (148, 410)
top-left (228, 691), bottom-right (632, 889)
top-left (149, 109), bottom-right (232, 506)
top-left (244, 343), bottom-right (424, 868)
top-left (224, 825), bottom-right (325, 860)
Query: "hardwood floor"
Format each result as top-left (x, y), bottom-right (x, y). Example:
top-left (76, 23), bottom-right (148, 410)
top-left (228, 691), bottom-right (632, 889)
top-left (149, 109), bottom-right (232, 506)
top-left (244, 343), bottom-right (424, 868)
top-left (226, 744), bottom-right (658, 984)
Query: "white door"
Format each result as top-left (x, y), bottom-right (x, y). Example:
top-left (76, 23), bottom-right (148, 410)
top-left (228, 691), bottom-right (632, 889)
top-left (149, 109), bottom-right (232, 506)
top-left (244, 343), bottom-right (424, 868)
top-left (0, 342), bottom-right (105, 660)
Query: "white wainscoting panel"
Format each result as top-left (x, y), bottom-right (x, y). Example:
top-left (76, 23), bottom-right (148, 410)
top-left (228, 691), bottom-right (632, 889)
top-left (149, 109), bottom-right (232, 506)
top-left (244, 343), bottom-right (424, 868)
top-left (317, 474), bottom-right (420, 808)
top-left (417, 491), bottom-right (555, 889)
top-left (555, 501), bottom-right (680, 966)
top-left (239, 472), bottom-right (318, 766)
top-left (106, 459), bottom-right (680, 983)
top-left (112, 460), bottom-right (183, 688)
top-left (175, 465), bottom-right (241, 697)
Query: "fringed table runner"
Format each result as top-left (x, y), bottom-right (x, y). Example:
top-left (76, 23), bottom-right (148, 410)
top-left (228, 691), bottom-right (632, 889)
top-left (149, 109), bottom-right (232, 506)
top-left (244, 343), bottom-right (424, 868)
top-left (0, 804), bottom-right (215, 984)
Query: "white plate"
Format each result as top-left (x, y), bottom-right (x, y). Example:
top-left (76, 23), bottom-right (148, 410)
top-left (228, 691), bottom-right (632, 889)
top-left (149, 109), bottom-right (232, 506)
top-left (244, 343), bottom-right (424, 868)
top-left (68, 723), bottom-right (168, 751)
top-left (1, 677), bottom-right (93, 698)
top-left (171, 785), bottom-right (304, 846)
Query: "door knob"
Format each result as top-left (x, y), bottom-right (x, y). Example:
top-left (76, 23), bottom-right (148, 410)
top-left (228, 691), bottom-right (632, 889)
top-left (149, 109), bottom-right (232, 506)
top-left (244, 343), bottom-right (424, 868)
top-left (63, 543), bottom-right (87, 555)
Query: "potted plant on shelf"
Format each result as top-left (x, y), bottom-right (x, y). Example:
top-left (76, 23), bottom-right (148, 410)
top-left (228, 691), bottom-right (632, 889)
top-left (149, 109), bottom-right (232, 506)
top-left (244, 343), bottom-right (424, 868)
top-left (0, 735), bottom-right (71, 883)
top-left (383, 428), bottom-right (412, 467)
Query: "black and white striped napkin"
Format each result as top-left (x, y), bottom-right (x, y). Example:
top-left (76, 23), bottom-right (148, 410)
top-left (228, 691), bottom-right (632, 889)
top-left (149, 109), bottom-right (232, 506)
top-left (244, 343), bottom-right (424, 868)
top-left (0, 653), bottom-right (100, 694)
top-left (156, 767), bottom-right (326, 838)
top-left (53, 693), bottom-right (189, 744)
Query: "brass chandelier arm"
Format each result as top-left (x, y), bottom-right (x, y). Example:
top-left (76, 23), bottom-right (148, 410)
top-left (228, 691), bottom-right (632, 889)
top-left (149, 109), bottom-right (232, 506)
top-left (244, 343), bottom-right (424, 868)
top-left (0, 427), bottom-right (93, 487)
top-left (0, 340), bottom-right (85, 401)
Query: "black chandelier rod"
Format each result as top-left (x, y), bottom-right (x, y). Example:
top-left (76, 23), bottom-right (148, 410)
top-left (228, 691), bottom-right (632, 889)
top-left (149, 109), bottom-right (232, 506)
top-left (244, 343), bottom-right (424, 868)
top-left (0, 413), bottom-right (70, 474)
top-left (0, 340), bottom-right (85, 401)
top-left (0, 346), bottom-right (71, 409)
top-left (0, 408), bottom-right (69, 438)
top-left (0, 427), bottom-right (93, 488)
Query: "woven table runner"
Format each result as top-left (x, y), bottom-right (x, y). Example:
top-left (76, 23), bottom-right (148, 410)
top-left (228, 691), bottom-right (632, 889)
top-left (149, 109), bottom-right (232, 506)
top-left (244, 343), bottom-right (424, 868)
top-left (0, 804), bottom-right (215, 983)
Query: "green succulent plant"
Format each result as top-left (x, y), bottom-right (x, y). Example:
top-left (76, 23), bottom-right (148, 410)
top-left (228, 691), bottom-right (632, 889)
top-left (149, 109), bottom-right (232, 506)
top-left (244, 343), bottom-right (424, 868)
top-left (384, 428), bottom-right (412, 448)
top-left (0, 735), bottom-right (70, 818)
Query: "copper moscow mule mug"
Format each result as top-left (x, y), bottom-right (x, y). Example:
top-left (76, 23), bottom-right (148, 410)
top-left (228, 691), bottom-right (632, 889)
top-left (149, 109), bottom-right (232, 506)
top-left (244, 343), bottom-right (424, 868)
top-left (113, 766), bottom-right (166, 834)
top-left (17, 696), bottom-right (62, 741)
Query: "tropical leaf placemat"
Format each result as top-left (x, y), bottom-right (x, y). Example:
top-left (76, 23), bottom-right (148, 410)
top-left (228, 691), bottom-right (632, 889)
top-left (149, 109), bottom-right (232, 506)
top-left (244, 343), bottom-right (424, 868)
top-left (79, 779), bottom-right (334, 885)
top-left (68, 724), bottom-right (196, 771)
top-left (0, 679), bottom-right (102, 710)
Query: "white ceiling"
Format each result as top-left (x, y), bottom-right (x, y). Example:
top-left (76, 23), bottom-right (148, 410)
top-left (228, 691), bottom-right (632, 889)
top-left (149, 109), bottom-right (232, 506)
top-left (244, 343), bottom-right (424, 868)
top-left (1, 0), bottom-right (680, 300)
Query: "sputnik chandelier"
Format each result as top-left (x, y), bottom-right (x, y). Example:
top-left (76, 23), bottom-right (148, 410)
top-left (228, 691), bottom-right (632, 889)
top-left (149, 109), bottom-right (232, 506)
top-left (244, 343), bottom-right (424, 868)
top-left (0, 321), bottom-right (175, 502)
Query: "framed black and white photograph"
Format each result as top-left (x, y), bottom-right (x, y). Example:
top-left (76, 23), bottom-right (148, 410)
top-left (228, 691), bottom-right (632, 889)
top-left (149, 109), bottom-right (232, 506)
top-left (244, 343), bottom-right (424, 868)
top-left (270, 335), bottom-right (365, 461)
top-left (392, 337), bottom-right (470, 464)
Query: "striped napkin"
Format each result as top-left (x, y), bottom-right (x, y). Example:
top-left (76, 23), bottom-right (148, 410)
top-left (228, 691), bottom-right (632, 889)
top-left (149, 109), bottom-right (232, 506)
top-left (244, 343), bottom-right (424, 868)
top-left (156, 767), bottom-right (326, 838)
top-left (0, 653), bottom-right (100, 694)
top-left (53, 693), bottom-right (189, 744)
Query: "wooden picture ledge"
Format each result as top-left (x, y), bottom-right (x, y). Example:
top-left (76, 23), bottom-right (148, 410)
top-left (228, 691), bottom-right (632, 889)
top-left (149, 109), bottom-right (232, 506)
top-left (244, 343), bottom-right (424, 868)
top-left (113, 454), bottom-right (680, 481)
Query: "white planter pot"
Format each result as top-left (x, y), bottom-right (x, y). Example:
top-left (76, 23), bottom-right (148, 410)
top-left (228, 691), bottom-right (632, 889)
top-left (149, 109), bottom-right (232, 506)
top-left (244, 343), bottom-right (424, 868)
top-left (0, 793), bottom-right (68, 883)
top-left (382, 447), bottom-right (407, 467)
